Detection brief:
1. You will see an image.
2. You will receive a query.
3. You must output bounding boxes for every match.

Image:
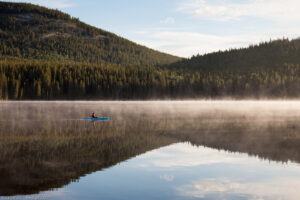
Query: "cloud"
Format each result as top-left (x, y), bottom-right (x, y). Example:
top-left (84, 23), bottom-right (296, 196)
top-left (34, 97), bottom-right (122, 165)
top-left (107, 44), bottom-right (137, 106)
top-left (135, 30), bottom-right (276, 57)
top-left (131, 0), bottom-right (300, 57)
top-left (177, 178), bottom-right (300, 200)
top-left (6, 0), bottom-right (74, 9)
top-left (160, 174), bottom-right (174, 182)
top-left (177, 178), bottom-right (243, 198)
top-left (133, 24), bottom-right (300, 57)
top-left (177, 0), bottom-right (300, 22)
top-left (136, 142), bottom-right (252, 168)
top-left (160, 17), bottom-right (175, 24)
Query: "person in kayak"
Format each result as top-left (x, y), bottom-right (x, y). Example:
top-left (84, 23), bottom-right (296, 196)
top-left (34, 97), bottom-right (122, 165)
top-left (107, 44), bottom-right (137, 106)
top-left (90, 112), bottom-right (97, 118)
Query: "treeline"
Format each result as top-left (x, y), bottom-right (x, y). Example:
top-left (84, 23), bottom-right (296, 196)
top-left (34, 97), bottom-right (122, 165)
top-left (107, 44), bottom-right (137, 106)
top-left (169, 38), bottom-right (300, 72)
top-left (1, 61), bottom-right (300, 100)
top-left (0, 113), bottom-right (174, 195)
top-left (0, 2), bottom-right (180, 66)
top-left (2, 2), bottom-right (300, 99)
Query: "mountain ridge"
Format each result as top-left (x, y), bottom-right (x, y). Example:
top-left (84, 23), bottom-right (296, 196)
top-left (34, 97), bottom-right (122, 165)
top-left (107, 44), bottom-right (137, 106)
top-left (0, 1), bottom-right (181, 66)
top-left (168, 38), bottom-right (300, 72)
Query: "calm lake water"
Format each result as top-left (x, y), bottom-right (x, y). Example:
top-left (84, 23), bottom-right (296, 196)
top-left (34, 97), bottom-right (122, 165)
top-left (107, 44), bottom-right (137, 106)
top-left (0, 101), bottom-right (300, 200)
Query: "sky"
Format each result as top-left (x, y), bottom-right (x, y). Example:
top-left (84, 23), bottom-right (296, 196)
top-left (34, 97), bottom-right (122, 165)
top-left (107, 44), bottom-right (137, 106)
top-left (4, 0), bottom-right (300, 57)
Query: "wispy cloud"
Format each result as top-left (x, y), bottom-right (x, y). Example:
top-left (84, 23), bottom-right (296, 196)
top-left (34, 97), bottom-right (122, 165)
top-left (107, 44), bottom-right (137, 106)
top-left (177, 178), bottom-right (243, 198)
top-left (160, 174), bottom-right (174, 182)
top-left (177, 178), bottom-right (300, 200)
top-left (136, 143), bottom-right (252, 168)
top-left (160, 17), bottom-right (175, 24)
top-left (177, 0), bottom-right (300, 22)
top-left (135, 30), bottom-right (281, 57)
top-left (131, 0), bottom-right (300, 57)
top-left (6, 0), bottom-right (74, 9)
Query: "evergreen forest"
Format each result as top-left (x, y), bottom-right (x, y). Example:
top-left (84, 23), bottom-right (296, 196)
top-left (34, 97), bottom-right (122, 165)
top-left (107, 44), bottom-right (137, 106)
top-left (1, 2), bottom-right (300, 99)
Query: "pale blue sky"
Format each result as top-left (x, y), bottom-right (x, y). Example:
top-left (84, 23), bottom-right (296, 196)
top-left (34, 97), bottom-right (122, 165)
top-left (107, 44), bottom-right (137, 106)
top-left (4, 0), bottom-right (300, 57)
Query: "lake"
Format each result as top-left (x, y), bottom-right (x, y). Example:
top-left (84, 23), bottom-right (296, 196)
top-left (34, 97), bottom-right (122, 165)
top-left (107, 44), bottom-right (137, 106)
top-left (0, 101), bottom-right (300, 200)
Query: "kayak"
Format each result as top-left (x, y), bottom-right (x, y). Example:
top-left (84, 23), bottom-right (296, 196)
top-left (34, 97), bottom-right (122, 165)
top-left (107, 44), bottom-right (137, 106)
top-left (84, 117), bottom-right (109, 121)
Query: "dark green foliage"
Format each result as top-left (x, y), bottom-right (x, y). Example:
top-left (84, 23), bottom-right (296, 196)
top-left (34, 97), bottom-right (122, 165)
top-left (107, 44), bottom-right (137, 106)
top-left (0, 2), bottom-right (180, 66)
top-left (1, 2), bottom-right (300, 99)
top-left (1, 60), bottom-right (300, 99)
top-left (0, 108), bottom-right (175, 195)
top-left (1, 102), bottom-right (300, 195)
top-left (168, 38), bottom-right (300, 72)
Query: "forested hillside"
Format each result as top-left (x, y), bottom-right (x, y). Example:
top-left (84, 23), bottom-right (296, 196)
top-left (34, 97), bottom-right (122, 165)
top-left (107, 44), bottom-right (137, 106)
top-left (168, 38), bottom-right (300, 72)
top-left (0, 2), bottom-right (180, 66)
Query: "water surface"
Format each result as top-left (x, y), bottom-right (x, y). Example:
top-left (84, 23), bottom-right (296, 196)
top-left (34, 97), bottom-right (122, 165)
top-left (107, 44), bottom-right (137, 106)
top-left (0, 101), bottom-right (300, 199)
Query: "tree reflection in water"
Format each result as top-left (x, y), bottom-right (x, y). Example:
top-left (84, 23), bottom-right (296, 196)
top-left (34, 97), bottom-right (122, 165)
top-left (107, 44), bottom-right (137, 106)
top-left (0, 101), bottom-right (299, 196)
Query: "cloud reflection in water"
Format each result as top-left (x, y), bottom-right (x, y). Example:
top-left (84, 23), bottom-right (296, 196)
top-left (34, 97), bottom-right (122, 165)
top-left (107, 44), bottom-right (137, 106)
top-left (129, 142), bottom-right (300, 200)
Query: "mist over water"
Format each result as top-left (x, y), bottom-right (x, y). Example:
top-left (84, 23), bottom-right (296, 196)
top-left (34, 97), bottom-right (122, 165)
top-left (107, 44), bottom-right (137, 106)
top-left (0, 101), bottom-right (300, 199)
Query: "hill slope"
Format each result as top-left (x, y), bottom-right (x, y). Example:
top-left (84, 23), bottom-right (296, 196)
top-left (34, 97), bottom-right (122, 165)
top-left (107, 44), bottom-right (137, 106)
top-left (168, 38), bottom-right (300, 72)
top-left (1, 2), bottom-right (300, 99)
top-left (0, 2), bottom-right (180, 66)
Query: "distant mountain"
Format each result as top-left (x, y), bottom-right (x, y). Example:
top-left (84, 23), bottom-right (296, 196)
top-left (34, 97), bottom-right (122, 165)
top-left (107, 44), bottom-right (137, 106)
top-left (0, 2), bottom-right (180, 66)
top-left (168, 38), bottom-right (300, 72)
